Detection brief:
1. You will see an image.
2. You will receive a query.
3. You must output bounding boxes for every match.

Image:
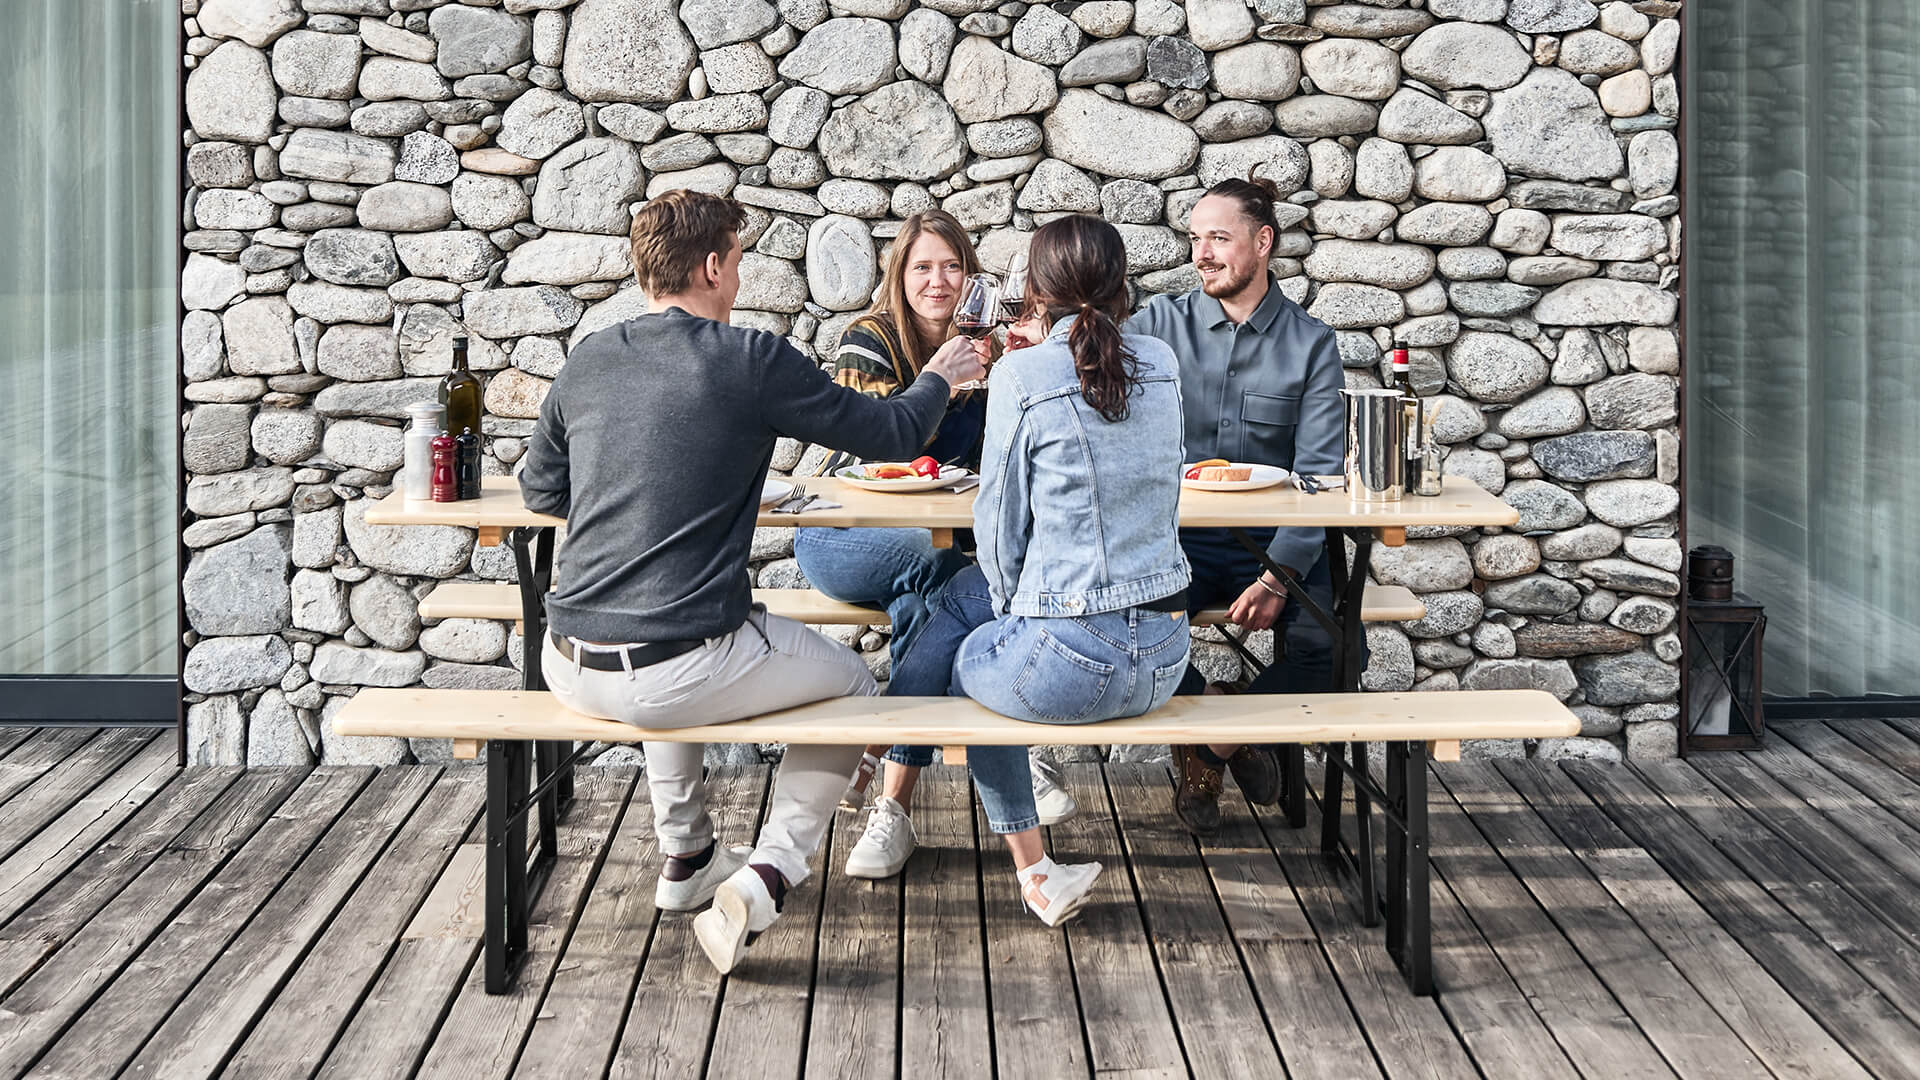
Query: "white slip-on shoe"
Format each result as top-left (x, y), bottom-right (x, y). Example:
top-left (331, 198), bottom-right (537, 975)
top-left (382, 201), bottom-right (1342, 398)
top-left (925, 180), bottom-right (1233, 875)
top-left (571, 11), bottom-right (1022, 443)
top-left (1029, 750), bottom-right (1078, 827)
top-left (694, 865), bottom-right (781, 975)
top-left (839, 752), bottom-right (883, 812)
top-left (844, 796), bottom-right (917, 879)
top-left (655, 844), bottom-right (749, 913)
top-left (1019, 859), bottom-right (1103, 928)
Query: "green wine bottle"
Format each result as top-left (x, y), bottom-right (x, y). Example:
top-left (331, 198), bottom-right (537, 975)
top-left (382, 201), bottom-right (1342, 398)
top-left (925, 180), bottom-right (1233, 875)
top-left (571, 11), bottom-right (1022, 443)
top-left (439, 335), bottom-right (481, 445)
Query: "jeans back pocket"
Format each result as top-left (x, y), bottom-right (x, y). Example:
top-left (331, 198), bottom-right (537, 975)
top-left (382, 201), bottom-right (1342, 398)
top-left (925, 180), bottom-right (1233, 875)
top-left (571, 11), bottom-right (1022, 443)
top-left (1011, 628), bottom-right (1117, 724)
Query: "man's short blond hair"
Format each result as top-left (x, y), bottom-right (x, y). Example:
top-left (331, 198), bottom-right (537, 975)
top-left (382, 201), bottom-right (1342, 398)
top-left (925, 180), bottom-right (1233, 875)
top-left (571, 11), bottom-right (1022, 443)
top-left (628, 189), bottom-right (747, 296)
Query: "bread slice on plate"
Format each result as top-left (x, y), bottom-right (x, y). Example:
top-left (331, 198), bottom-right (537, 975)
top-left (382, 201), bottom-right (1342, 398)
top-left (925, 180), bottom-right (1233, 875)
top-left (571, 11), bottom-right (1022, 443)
top-left (1197, 465), bottom-right (1251, 482)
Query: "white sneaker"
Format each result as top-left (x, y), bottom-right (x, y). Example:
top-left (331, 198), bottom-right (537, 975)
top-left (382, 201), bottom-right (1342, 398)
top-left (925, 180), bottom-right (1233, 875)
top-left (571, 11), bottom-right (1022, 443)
top-left (694, 866), bottom-right (781, 974)
top-left (655, 844), bottom-right (749, 912)
top-left (1019, 859), bottom-right (1103, 928)
top-left (844, 796), bottom-right (917, 879)
top-left (839, 752), bottom-right (883, 812)
top-left (1030, 750), bottom-right (1078, 827)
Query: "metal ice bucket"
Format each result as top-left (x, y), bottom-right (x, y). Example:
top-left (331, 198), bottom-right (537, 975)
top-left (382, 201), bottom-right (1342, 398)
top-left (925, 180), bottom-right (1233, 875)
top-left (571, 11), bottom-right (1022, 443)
top-left (1342, 388), bottom-right (1405, 502)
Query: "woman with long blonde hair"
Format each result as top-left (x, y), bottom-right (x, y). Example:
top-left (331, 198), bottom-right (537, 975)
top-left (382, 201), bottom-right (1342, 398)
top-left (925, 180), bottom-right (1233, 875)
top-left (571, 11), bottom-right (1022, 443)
top-left (796, 212), bottom-right (1078, 880)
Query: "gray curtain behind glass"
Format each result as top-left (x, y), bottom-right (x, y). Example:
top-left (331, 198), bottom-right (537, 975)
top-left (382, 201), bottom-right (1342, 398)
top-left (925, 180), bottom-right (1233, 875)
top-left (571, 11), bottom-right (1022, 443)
top-left (1691, 0), bottom-right (1920, 696)
top-left (0, 1), bottom-right (177, 675)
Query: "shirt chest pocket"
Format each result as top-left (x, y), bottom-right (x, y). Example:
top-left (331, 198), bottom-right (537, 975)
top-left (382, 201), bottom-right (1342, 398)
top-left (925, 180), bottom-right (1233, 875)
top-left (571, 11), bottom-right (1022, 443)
top-left (1239, 391), bottom-right (1302, 464)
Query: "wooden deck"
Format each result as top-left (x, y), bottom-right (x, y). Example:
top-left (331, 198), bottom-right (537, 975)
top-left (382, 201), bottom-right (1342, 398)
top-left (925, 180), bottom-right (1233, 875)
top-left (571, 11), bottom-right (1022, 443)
top-left (2, 721), bottom-right (1920, 1079)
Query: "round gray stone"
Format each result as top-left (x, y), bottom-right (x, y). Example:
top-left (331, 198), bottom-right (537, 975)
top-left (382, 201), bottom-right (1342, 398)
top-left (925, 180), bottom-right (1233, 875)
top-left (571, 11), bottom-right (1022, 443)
top-left (563, 0), bottom-right (698, 102)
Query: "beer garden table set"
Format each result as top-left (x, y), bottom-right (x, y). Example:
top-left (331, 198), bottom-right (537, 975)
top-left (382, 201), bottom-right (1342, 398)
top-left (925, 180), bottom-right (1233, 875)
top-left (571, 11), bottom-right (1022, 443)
top-left (357, 466), bottom-right (1528, 991)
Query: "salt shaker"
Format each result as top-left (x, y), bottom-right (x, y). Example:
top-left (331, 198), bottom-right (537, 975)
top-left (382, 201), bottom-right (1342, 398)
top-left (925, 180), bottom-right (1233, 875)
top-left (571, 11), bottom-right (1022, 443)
top-left (402, 401), bottom-right (444, 501)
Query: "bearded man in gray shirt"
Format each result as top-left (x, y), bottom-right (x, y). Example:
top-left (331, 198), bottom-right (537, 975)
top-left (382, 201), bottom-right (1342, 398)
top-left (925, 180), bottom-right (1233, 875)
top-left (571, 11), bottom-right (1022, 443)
top-left (519, 190), bottom-right (985, 973)
top-left (1128, 177), bottom-right (1348, 836)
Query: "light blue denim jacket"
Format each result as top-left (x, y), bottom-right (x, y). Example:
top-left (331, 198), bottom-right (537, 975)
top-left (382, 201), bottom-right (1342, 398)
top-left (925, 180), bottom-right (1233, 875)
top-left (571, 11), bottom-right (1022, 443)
top-left (975, 316), bottom-right (1191, 617)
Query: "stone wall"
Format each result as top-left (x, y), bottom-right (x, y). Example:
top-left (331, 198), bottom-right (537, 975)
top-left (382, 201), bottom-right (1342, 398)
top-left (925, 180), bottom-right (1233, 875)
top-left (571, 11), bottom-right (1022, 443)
top-left (178, 0), bottom-right (1684, 766)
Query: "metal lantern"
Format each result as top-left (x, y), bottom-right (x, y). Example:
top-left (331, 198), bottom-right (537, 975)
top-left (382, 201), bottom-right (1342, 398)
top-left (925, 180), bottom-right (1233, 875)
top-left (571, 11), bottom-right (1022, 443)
top-left (1682, 544), bottom-right (1767, 752)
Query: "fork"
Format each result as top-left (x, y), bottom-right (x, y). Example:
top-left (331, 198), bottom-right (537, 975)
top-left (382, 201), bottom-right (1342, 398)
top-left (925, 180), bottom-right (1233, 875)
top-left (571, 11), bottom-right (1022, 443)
top-left (772, 482), bottom-right (808, 512)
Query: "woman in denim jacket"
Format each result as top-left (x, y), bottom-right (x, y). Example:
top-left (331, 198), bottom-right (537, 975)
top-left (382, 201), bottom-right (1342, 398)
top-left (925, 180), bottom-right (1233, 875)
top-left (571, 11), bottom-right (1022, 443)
top-left (881, 215), bottom-right (1192, 926)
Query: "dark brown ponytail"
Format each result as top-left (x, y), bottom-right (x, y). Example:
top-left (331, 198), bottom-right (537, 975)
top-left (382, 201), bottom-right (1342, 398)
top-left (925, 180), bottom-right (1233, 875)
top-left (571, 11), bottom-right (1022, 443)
top-left (1026, 216), bottom-right (1138, 423)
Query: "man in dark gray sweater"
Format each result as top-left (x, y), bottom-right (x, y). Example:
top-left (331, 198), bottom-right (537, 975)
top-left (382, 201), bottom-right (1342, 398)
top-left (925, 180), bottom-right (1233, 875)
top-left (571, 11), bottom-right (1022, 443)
top-left (519, 190), bottom-right (984, 974)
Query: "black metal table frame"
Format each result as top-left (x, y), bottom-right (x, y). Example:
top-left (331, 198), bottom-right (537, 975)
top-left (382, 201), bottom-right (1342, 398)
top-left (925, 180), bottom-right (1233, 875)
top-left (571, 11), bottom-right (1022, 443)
top-left (1223, 524), bottom-right (1432, 995)
top-left (479, 522), bottom-right (1431, 996)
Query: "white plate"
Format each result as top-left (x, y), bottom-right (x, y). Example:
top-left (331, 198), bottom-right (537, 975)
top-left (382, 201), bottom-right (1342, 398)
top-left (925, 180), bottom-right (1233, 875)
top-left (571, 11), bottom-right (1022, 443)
top-left (1180, 463), bottom-right (1292, 492)
top-left (835, 465), bottom-right (976, 493)
top-left (760, 478), bottom-right (795, 506)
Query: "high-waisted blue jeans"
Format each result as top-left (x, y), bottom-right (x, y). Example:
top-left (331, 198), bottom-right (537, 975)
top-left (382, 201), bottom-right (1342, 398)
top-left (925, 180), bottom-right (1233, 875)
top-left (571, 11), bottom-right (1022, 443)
top-left (793, 526), bottom-right (972, 667)
top-left (887, 566), bottom-right (1190, 833)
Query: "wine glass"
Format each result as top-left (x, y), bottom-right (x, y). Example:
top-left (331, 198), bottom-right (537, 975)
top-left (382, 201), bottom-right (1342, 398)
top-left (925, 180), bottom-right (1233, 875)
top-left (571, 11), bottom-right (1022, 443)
top-left (951, 273), bottom-right (998, 390)
top-left (998, 253), bottom-right (1028, 325)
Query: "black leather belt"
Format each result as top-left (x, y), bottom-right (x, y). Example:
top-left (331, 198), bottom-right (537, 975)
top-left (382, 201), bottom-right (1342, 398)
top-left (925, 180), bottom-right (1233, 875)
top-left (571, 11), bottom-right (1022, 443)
top-left (1140, 589), bottom-right (1189, 613)
top-left (549, 631), bottom-right (703, 672)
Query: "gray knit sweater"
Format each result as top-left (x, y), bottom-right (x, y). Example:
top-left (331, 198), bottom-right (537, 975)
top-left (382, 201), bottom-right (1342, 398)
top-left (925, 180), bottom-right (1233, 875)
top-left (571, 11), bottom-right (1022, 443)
top-left (519, 307), bottom-right (949, 643)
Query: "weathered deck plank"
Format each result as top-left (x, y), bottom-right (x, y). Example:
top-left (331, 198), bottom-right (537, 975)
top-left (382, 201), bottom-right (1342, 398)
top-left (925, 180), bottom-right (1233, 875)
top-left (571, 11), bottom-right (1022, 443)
top-left (977, 782), bottom-right (1086, 1080)
top-left (0, 729), bottom-right (150, 863)
top-left (1106, 764), bottom-right (1288, 1079)
top-left (512, 766), bottom-right (662, 1080)
top-left (0, 725), bottom-right (1915, 1080)
top-left (414, 767), bottom-right (638, 1080)
top-left (218, 769), bottom-right (485, 1078)
top-left (1496, 760), bottom-right (1874, 1080)
top-left (0, 730), bottom-right (99, 810)
top-left (899, 764), bottom-right (993, 1080)
top-left (608, 765), bottom-right (766, 1080)
top-left (805, 791), bottom-right (902, 1080)
top-left (17, 767), bottom-right (372, 1080)
top-left (0, 764), bottom-right (262, 997)
top-left (1194, 786), bottom-right (1383, 1080)
top-left (1055, 762), bottom-right (1186, 1080)
top-left (116, 767), bottom-right (445, 1080)
top-left (1564, 760), bottom-right (1920, 1080)
top-left (1438, 763), bottom-right (1767, 1079)
top-left (0, 735), bottom-right (175, 927)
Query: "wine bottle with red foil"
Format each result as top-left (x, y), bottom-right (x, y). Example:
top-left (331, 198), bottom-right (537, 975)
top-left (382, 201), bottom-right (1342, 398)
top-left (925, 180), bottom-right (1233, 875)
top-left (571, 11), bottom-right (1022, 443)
top-left (430, 432), bottom-right (459, 502)
top-left (439, 336), bottom-right (481, 444)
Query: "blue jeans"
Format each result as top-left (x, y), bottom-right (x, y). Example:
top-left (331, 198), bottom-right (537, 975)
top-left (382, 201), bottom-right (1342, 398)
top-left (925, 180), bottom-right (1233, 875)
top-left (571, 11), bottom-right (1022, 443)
top-left (888, 566), bottom-right (1190, 833)
top-left (793, 527), bottom-right (972, 667)
top-left (1176, 528), bottom-right (1340, 695)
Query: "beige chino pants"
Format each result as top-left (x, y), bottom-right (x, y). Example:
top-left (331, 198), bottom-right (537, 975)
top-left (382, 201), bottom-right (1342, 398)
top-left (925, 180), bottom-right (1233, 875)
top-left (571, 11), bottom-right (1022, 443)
top-left (542, 608), bottom-right (873, 886)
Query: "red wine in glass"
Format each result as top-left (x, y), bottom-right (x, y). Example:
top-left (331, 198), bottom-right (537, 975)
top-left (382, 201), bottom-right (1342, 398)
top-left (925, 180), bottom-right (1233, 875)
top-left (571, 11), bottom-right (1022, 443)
top-left (951, 273), bottom-right (999, 388)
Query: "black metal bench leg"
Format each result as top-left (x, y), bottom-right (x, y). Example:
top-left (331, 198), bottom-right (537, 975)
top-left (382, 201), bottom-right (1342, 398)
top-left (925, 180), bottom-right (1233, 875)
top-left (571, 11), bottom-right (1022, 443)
top-left (1401, 740), bottom-right (1433, 995)
top-left (1384, 742), bottom-right (1408, 962)
top-left (512, 525), bottom-right (577, 822)
top-left (1351, 741), bottom-right (1379, 927)
top-left (486, 738), bottom-right (533, 994)
top-left (1319, 741), bottom-right (1346, 853)
top-left (1283, 744), bottom-right (1307, 828)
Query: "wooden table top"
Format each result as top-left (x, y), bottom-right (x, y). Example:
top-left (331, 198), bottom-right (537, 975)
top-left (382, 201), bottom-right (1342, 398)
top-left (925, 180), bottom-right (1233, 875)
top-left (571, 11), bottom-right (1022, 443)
top-left (364, 473), bottom-right (1518, 535)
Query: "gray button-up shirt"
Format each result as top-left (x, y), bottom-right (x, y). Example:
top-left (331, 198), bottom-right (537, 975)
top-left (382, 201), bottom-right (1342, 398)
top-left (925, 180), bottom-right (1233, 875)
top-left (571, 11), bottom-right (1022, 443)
top-left (1128, 278), bottom-right (1345, 575)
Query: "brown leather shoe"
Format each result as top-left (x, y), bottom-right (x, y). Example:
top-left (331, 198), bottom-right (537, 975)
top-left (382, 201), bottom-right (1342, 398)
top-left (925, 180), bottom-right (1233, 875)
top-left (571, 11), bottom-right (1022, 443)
top-left (1227, 746), bottom-right (1282, 806)
top-left (1172, 745), bottom-right (1224, 835)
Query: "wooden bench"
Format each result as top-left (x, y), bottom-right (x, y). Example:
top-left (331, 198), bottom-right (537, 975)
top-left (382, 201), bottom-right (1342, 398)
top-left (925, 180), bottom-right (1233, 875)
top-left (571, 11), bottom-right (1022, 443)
top-left (333, 685), bottom-right (1578, 997)
top-left (416, 582), bottom-right (1428, 628)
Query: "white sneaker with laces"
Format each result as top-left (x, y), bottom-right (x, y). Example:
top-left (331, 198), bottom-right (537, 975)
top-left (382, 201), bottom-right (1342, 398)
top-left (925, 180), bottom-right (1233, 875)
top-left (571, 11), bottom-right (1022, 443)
top-left (1019, 858), bottom-right (1103, 928)
top-left (694, 865), bottom-right (781, 974)
top-left (655, 844), bottom-right (749, 912)
top-left (839, 752), bottom-right (883, 812)
top-left (1030, 750), bottom-right (1078, 826)
top-left (844, 795), bottom-right (917, 879)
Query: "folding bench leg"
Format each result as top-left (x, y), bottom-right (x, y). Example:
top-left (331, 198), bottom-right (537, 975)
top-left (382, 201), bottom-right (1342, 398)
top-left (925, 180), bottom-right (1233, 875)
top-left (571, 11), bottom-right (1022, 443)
top-left (485, 739), bottom-right (535, 994)
top-left (513, 525), bottom-right (575, 824)
top-left (1389, 739), bottom-right (1432, 995)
